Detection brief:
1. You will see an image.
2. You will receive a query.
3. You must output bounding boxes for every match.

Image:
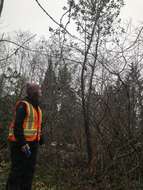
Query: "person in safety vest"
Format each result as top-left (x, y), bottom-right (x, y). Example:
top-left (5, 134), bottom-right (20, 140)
top-left (6, 82), bottom-right (44, 190)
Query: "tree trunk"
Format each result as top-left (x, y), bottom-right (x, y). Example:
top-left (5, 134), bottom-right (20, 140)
top-left (83, 109), bottom-right (92, 163)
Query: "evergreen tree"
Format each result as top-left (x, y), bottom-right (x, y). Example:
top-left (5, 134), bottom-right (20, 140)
top-left (42, 57), bottom-right (58, 141)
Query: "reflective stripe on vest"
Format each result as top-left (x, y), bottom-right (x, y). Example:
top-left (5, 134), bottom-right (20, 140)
top-left (8, 100), bottom-right (42, 142)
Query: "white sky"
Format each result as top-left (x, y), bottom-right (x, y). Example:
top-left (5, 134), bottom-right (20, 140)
top-left (0, 0), bottom-right (143, 37)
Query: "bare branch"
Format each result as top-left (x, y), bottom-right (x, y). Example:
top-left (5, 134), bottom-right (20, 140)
top-left (0, 34), bottom-right (36, 62)
top-left (34, 0), bottom-right (84, 43)
top-left (0, 0), bottom-right (4, 17)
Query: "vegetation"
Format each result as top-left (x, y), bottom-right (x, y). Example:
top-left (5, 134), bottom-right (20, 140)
top-left (1, 0), bottom-right (143, 189)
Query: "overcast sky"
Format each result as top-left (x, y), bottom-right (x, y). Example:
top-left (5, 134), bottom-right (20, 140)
top-left (0, 0), bottom-right (143, 37)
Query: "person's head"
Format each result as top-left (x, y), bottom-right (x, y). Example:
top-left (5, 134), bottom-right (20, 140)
top-left (26, 83), bottom-right (42, 101)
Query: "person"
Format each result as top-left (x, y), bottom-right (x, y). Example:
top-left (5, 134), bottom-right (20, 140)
top-left (6, 83), bottom-right (43, 190)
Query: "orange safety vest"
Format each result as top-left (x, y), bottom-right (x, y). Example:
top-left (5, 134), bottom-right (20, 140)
top-left (8, 100), bottom-right (42, 142)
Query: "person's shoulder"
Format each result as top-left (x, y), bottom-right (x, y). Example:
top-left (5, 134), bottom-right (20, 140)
top-left (16, 100), bottom-right (27, 110)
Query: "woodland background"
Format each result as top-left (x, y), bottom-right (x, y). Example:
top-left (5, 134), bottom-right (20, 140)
top-left (1, 0), bottom-right (143, 189)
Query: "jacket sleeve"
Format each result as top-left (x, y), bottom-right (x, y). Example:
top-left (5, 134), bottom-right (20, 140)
top-left (14, 103), bottom-right (27, 146)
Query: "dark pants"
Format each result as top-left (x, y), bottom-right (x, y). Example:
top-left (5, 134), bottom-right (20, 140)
top-left (6, 142), bottom-right (38, 190)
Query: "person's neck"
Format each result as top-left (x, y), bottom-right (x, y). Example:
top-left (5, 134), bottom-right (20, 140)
top-left (26, 96), bottom-right (39, 108)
